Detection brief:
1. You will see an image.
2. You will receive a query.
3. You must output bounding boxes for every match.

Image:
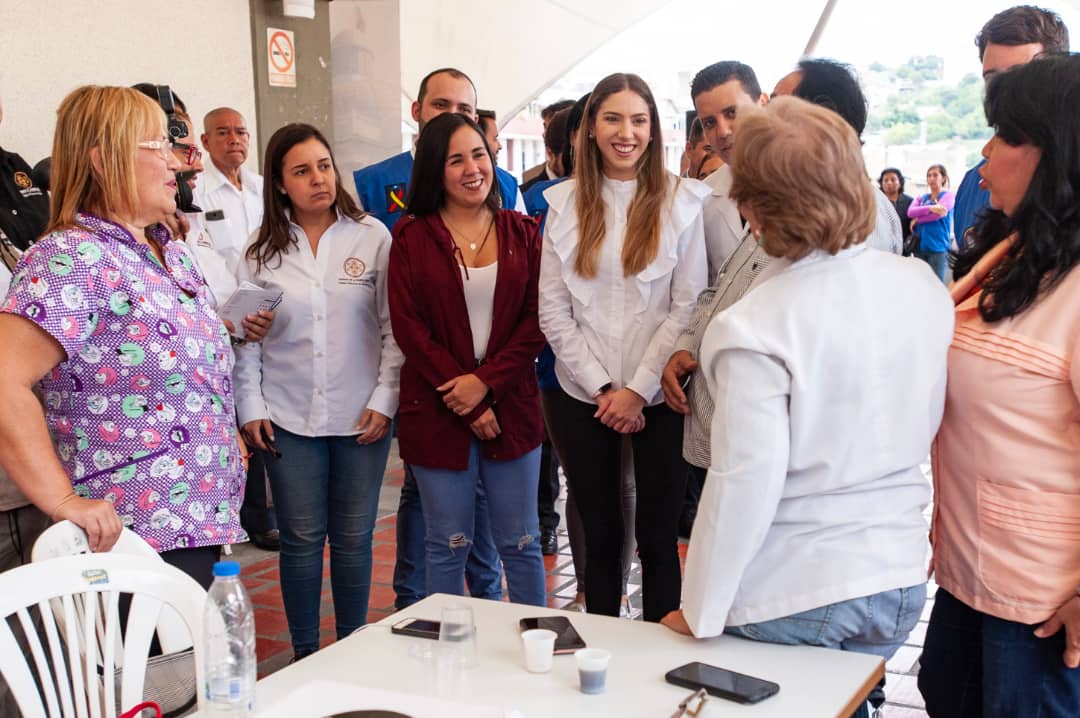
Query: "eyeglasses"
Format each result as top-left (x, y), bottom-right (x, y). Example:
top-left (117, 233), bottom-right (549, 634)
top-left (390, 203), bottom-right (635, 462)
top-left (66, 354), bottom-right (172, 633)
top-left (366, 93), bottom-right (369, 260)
top-left (137, 139), bottom-right (174, 161)
top-left (172, 142), bottom-right (203, 165)
top-left (669, 688), bottom-right (708, 718)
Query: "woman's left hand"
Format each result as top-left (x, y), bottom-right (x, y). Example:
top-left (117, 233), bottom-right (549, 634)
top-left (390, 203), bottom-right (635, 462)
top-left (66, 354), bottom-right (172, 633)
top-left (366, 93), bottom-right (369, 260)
top-left (595, 388), bottom-right (646, 433)
top-left (437, 374), bottom-right (490, 415)
top-left (1034, 596), bottom-right (1080, 667)
top-left (928, 205), bottom-right (948, 217)
top-left (242, 309), bottom-right (275, 343)
top-left (355, 408), bottom-right (391, 445)
top-left (661, 609), bottom-right (693, 636)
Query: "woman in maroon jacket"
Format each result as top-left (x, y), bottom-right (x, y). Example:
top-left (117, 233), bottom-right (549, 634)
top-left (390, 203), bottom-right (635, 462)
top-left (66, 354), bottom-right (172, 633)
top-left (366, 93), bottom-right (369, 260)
top-left (388, 112), bottom-right (546, 605)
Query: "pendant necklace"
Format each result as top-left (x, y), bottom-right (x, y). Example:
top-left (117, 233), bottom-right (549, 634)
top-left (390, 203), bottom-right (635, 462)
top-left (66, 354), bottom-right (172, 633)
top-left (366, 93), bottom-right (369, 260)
top-left (443, 213), bottom-right (495, 253)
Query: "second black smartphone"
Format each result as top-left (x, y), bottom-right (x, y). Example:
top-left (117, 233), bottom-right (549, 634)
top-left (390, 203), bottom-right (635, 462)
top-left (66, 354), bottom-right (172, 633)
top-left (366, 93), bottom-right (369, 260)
top-left (665, 661), bottom-right (780, 704)
top-left (390, 617), bottom-right (441, 640)
top-left (518, 616), bottom-right (586, 654)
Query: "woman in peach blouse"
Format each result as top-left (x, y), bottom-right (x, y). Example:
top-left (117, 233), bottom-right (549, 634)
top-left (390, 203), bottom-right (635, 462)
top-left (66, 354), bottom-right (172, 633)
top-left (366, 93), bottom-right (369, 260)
top-left (919, 55), bottom-right (1080, 717)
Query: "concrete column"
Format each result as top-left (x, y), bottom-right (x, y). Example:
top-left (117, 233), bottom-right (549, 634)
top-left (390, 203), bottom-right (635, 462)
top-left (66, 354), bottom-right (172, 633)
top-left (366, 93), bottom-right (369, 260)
top-left (248, 0), bottom-right (335, 169)
top-left (329, 0), bottom-right (403, 195)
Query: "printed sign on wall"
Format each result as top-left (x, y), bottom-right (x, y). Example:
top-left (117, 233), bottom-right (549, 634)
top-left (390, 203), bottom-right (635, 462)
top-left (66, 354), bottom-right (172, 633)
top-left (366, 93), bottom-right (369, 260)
top-left (267, 28), bottom-right (297, 88)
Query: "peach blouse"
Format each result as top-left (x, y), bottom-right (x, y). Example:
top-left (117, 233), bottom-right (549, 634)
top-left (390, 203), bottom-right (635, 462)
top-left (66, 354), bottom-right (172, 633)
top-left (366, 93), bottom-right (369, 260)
top-left (932, 248), bottom-right (1080, 624)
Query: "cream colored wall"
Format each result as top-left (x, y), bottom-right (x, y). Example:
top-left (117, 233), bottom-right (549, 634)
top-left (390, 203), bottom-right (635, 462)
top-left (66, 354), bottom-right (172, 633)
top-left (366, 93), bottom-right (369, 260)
top-left (0, 0), bottom-right (258, 171)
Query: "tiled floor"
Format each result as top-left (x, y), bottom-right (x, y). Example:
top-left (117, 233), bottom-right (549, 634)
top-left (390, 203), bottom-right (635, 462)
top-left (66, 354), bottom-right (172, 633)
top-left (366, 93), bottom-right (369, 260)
top-left (233, 443), bottom-right (931, 717)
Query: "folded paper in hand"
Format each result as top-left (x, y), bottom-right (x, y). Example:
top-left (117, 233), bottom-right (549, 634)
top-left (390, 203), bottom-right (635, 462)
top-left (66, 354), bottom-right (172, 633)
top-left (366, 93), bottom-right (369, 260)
top-left (219, 282), bottom-right (283, 337)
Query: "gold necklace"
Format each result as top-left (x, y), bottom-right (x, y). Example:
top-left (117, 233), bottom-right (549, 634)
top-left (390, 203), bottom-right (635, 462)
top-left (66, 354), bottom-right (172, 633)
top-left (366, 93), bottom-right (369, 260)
top-left (443, 213), bottom-right (495, 253)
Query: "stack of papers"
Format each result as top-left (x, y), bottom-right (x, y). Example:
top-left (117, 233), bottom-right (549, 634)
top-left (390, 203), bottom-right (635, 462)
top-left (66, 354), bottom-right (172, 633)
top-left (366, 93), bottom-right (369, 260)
top-left (218, 282), bottom-right (284, 337)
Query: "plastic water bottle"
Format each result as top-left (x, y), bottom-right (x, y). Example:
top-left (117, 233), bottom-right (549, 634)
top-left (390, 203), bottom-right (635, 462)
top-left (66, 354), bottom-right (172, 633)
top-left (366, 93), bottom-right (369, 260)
top-left (203, 560), bottom-right (256, 715)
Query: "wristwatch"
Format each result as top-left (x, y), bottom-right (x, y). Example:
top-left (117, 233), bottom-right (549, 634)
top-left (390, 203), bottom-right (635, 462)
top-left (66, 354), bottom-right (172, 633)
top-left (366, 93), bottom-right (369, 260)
top-left (593, 382), bottom-right (612, 398)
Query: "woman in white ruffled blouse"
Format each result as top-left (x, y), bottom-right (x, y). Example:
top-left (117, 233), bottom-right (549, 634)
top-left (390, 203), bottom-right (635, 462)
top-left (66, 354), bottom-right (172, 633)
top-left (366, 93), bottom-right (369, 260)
top-left (538, 72), bottom-right (709, 622)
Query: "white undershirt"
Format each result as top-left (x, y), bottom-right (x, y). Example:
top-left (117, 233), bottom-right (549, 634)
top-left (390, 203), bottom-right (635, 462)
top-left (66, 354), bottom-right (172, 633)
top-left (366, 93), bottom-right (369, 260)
top-left (459, 262), bottom-right (498, 362)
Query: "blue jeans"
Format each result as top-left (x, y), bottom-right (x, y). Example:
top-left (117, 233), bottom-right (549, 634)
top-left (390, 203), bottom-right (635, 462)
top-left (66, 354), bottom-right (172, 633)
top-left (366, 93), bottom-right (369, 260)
top-left (266, 423), bottom-right (391, 654)
top-left (918, 249), bottom-right (949, 283)
top-left (411, 441), bottom-right (546, 606)
top-left (392, 464), bottom-right (503, 608)
top-left (726, 584), bottom-right (926, 718)
top-left (919, 588), bottom-right (1080, 717)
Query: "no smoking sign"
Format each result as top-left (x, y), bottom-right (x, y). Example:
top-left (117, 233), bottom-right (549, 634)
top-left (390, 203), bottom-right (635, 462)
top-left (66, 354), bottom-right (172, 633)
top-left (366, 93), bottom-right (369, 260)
top-left (267, 28), bottom-right (296, 88)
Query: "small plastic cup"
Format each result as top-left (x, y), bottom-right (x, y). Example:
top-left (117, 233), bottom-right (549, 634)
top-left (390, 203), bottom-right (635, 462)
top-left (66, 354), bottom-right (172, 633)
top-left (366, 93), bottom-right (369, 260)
top-left (521, 628), bottom-right (557, 673)
top-left (575, 648), bottom-right (611, 694)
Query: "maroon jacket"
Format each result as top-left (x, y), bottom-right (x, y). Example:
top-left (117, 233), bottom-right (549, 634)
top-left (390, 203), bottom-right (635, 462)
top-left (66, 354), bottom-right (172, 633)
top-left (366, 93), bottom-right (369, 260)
top-left (388, 210), bottom-right (545, 470)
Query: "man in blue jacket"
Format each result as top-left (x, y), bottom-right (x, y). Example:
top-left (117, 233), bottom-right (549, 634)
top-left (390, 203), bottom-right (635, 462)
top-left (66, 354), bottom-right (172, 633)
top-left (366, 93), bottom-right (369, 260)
top-left (353, 67), bottom-right (523, 233)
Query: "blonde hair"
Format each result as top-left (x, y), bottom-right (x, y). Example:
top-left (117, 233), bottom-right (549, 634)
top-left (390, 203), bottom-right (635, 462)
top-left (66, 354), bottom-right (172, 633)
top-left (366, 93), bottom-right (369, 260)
top-left (47, 85), bottom-right (165, 233)
top-left (573, 73), bottom-right (671, 278)
top-left (730, 96), bottom-right (875, 261)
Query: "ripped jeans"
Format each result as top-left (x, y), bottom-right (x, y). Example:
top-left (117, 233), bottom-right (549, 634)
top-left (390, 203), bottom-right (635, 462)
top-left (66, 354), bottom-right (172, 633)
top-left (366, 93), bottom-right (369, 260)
top-left (411, 441), bottom-right (546, 606)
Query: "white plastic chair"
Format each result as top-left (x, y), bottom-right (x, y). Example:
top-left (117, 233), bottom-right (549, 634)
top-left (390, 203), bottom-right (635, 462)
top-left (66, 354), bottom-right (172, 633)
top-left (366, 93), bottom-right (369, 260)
top-left (0, 553), bottom-right (207, 718)
top-left (31, 521), bottom-right (192, 653)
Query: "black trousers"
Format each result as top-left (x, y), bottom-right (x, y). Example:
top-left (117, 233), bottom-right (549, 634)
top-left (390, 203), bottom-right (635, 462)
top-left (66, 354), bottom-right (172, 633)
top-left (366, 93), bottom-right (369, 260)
top-left (555, 391), bottom-right (688, 622)
top-left (537, 390), bottom-right (562, 533)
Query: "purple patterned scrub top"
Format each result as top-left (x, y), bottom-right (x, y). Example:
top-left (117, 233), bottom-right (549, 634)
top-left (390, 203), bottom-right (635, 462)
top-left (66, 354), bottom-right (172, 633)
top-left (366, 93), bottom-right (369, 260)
top-left (0, 213), bottom-right (246, 551)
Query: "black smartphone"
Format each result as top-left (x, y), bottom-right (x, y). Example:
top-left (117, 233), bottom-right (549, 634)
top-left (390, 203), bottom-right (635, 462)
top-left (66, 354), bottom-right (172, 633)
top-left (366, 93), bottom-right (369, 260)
top-left (665, 661), bottom-right (780, 704)
top-left (390, 617), bottom-right (441, 640)
top-left (518, 616), bottom-right (586, 654)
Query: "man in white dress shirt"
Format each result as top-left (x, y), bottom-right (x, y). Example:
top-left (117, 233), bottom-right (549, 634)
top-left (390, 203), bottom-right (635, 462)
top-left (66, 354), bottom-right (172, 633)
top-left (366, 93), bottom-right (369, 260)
top-left (194, 108), bottom-right (264, 274)
top-left (771, 58), bottom-right (902, 256)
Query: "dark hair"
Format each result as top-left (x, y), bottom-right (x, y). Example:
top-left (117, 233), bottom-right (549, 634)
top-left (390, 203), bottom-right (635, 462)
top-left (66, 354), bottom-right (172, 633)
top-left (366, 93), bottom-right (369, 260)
top-left (976, 5), bottom-right (1069, 60)
top-left (541, 99), bottom-right (575, 121)
top-left (417, 67), bottom-right (476, 106)
top-left (544, 108), bottom-right (570, 155)
top-left (878, 167), bottom-right (905, 193)
top-left (247, 123), bottom-right (365, 273)
top-left (690, 61), bottom-right (762, 101)
top-left (405, 112), bottom-right (501, 217)
top-left (953, 54), bottom-right (1080, 322)
top-left (477, 109), bottom-right (496, 135)
top-left (688, 117), bottom-right (705, 146)
top-left (792, 58), bottom-right (868, 138)
top-left (927, 163), bottom-right (949, 187)
top-left (560, 93), bottom-right (591, 177)
top-left (131, 83), bottom-right (188, 115)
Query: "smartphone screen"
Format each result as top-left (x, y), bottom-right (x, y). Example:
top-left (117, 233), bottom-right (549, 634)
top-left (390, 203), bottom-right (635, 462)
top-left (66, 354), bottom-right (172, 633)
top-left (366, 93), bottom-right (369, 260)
top-left (391, 618), bottom-right (441, 640)
top-left (518, 616), bottom-right (586, 654)
top-left (665, 662), bottom-right (780, 704)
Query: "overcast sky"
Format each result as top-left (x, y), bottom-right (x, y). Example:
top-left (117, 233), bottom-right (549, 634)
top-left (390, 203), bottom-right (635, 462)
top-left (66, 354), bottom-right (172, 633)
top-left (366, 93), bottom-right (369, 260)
top-left (547, 0), bottom-right (1080, 104)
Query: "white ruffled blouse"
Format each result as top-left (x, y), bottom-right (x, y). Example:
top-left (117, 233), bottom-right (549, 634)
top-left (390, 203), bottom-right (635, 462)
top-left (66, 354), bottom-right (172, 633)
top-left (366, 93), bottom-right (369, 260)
top-left (538, 174), bottom-right (709, 405)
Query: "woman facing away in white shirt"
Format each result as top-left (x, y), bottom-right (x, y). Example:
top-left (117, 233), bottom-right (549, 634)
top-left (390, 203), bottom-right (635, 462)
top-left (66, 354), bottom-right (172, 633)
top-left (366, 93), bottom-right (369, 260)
top-left (660, 98), bottom-right (953, 703)
top-left (538, 73), bottom-right (709, 622)
top-left (233, 123), bottom-right (402, 661)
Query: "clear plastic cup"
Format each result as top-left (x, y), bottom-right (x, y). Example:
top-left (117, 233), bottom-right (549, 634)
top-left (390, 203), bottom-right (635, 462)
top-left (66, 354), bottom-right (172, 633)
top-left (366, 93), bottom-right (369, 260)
top-left (575, 648), bottom-right (611, 694)
top-left (439, 605), bottom-right (478, 669)
top-left (521, 628), bottom-right (557, 673)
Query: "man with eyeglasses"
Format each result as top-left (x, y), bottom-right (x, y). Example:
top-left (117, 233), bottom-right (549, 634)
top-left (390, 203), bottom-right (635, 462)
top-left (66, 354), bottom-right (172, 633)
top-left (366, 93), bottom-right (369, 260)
top-left (194, 107), bottom-right (264, 276)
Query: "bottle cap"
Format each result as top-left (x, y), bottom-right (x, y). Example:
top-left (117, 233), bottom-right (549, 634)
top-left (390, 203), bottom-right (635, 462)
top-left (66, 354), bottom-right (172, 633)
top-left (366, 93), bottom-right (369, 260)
top-left (212, 560), bottom-right (241, 578)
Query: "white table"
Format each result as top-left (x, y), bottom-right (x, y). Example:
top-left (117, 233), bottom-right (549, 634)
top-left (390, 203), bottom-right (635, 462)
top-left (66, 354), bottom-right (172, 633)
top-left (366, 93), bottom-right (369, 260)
top-left (241, 593), bottom-right (884, 717)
